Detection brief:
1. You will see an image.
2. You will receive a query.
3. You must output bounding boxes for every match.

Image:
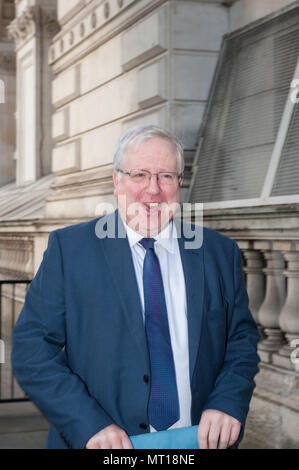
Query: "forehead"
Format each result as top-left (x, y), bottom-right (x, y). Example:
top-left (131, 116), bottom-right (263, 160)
top-left (123, 136), bottom-right (178, 169)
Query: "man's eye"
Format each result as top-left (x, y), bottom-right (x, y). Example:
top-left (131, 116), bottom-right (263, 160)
top-left (132, 172), bottom-right (146, 179)
top-left (161, 173), bottom-right (173, 179)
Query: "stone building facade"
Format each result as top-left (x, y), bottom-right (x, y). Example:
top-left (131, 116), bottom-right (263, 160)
top-left (0, 0), bottom-right (298, 448)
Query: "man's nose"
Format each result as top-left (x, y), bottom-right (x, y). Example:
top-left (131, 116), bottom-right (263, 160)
top-left (146, 174), bottom-right (160, 194)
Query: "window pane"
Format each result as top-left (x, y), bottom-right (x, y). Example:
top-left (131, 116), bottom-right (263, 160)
top-left (190, 10), bottom-right (299, 203)
top-left (271, 104), bottom-right (299, 196)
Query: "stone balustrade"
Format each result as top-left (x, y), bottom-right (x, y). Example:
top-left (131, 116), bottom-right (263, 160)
top-left (238, 239), bottom-right (299, 372)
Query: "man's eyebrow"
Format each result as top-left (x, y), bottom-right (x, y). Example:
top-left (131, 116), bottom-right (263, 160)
top-left (134, 169), bottom-right (177, 172)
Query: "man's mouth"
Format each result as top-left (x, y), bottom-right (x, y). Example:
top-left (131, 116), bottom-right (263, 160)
top-left (143, 202), bottom-right (162, 213)
top-left (145, 203), bottom-right (160, 208)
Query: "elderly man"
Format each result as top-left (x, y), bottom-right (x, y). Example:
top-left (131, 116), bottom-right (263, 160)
top-left (12, 125), bottom-right (260, 449)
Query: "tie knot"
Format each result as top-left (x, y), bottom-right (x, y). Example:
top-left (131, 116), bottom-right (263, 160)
top-left (140, 238), bottom-right (155, 250)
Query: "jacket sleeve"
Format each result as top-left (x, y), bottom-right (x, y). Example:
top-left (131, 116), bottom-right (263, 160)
top-left (11, 230), bottom-right (114, 449)
top-left (202, 240), bottom-right (261, 433)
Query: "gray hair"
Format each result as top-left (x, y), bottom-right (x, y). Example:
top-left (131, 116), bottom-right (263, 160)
top-left (113, 125), bottom-right (185, 176)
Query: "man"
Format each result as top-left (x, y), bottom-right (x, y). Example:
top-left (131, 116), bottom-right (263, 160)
top-left (11, 125), bottom-right (260, 449)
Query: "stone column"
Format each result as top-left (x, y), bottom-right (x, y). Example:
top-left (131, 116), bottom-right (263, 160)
top-left (8, 0), bottom-right (59, 186)
top-left (257, 250), bottom-right (286, 362)
top-left (0, 49), bottom-right (15, 186)
top-left (272, 250), bottom-right (299, 370)
top-left (242, 248), bottom-right (265, 327)
top-left (0, 0), bottom-right (16, 187)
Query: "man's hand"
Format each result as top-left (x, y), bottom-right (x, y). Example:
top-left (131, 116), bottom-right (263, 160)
top-left (197, 409), bottom-right (241, 449)
top-left (86, 424), bottom-right (133, 449)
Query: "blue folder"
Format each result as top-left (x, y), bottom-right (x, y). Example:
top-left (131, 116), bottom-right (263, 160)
top-left (130, 425), bottom-right (199, 449)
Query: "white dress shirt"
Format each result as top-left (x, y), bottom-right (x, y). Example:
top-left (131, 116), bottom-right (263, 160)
top-left (124, 220), bottom-right (192, 432)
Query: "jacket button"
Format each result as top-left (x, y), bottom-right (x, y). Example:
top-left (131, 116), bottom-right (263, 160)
top-left (139, 423), bottom-right (148, 430)
top-left (143, 374), bottom-right (149, 383)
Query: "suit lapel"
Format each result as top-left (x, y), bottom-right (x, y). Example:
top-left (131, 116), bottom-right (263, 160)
top-left (99, 211), bottom-right (149, 368)
top-left (177, 220), bottom-right (205, 385)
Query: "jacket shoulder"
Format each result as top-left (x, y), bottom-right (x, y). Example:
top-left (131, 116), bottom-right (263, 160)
top-left (202, 226), bottom-right (236, 248)
top-left (51, 217), bottom-right (101, 244)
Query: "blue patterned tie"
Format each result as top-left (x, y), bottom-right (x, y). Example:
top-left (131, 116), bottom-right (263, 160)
top-left (140, 238), bottom-right (180, 431)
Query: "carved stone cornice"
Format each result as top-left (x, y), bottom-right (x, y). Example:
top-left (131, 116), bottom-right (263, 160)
top-left (49, 0), bottom-right (163, 68)
top-left (43, 10), bottom-right (60, 38)
top-left (8, 5), bottom-right (60, 48)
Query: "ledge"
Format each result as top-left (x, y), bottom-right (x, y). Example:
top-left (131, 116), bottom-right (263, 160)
top-left (0, 174), bottom-right (55, 223)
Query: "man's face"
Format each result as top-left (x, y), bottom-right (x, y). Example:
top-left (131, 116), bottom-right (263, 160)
top-left (113, 137), bottom-right (183, 236)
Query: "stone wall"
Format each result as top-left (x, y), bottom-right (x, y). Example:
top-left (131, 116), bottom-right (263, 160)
top-left (46, 0), bottom-right (229, 219)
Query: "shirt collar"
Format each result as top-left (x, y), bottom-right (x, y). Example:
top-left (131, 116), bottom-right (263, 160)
top-left (124, 220), bottom-right (177, 254)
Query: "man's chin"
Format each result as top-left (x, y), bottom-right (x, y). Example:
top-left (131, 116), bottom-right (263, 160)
top-left (127, 217), bottom-right (171, 237)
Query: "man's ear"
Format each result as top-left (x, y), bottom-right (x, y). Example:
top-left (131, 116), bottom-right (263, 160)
top-left (113, 170), bottom-right (119, 197)
top-left (179, 173), bottom-right (184, 187)
top-left (113, 170), bottom-right (119, 188)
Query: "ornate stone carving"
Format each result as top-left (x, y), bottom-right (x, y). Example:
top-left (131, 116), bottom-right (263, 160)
top-left (91, 11), bottom-right (97, 29)
top-left (8, 6), bottom-right (59, 48)
top-left (8, 6), bottom-right (39, 47)
top-left (42, 10), bottom-right (60, 38)
top-left (103, 2), bottom-right (110, 19)
top-left (69, 30), bottom-right (74, 46)
top-left (48, 0), bottom-right (138, 65)
top-left (80, 22), bottom-right (85, 38)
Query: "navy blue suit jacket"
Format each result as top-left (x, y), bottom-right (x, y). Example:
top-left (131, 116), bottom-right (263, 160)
top-left (11, 211), bottom-right (260, 449)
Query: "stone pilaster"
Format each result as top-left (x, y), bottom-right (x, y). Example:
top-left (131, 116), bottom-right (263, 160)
top-left (0, 0), bottom-right (16, 187)
top-left (7, 1), bottom-right (59, 186)
top-left (257, 250), bottom-right (286, 362)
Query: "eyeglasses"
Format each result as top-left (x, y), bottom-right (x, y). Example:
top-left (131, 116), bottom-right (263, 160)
top-left (117, 169), bottom-right (183, 186)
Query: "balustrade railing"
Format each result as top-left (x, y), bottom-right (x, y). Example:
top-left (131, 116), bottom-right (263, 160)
top-left (238, 240), bottom-right (299, 372)
top-left (0, 280), bottom-right (31, 403)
